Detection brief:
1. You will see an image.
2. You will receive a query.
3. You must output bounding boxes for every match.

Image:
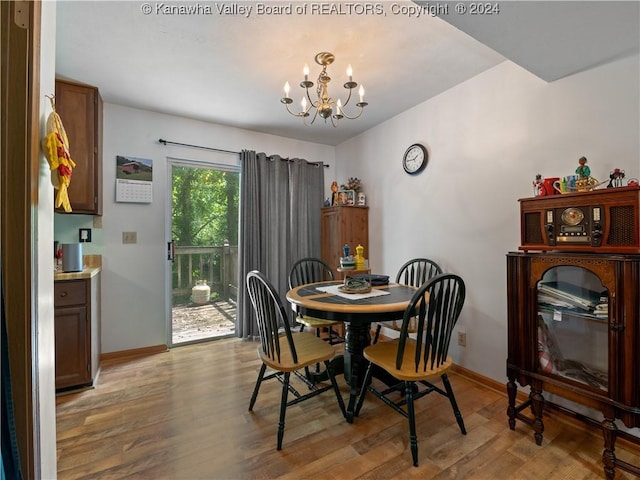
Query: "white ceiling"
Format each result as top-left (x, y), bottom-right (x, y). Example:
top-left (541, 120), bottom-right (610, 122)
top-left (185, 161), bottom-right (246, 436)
top-left (55, 1), bottom-right (639, 147)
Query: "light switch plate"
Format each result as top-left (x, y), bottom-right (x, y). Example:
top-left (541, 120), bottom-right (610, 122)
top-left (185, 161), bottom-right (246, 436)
top-left (122, 231), bottom-right (137, 244)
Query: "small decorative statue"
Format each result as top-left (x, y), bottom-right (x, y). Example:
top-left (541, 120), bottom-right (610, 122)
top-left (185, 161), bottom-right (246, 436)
top-left (575, 156), bottom-right (591, 178)
top-left (533, 174), bottom-right (544, 196)
top-left (607, 168), bottom-right (625, 188)
top-left (331, 181), bottom-right (339, 205)
top-left (573, 156), bottom-right (602, 192)
top-left (357, 192), bottom-right (366, 206)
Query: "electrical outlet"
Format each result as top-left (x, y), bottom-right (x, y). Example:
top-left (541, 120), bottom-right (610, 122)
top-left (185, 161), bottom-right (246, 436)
top-left (122, 231), bottom-right (137, 244)
top-left (79, 228), bottom-right (92, 243)
top-left (457, 331), bottom-right (467, 347)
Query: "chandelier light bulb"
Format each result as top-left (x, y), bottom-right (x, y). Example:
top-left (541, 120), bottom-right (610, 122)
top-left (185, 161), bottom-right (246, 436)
top-left (284, 82), bottom-right (290, 97)
top-left (303, 64), bottom-right (309, 81)
top-left (301, 97), bottom-right (307, 111)
top-left (359, 85), bottom-right (365, 103)
top-left (336, 99), bottom-right (342, 113)
top-left (347, 65), bottom-right (353, 81)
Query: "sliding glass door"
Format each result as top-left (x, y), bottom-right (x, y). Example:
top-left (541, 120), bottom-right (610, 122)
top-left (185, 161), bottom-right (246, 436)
top-left (166, 158), bottom-right (240, 346)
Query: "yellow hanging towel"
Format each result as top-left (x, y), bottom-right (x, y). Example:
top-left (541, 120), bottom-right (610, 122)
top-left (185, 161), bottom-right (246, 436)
top-left (42, 95), bottom-right (76, 212)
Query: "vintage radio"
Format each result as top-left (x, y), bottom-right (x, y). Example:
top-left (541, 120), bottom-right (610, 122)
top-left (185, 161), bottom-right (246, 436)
top-left (519, 185), bottom-right (640, 253)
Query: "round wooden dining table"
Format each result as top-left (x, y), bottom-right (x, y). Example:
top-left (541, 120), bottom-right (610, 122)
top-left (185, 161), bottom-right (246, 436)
top-left (286, 280), bottom-right (417, 422)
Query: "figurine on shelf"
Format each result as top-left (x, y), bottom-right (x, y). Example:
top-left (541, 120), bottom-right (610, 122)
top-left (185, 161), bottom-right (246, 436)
top-left (331, 181), bottom-right (339, 205)
top-left (573, 156), bottom-right (604, 192)
top-left (607, 168), bottom-right (625, 188)
top-left (533, 174), bottom-right (544, 196)
top-left (575, 156), bottom-right (591, 178)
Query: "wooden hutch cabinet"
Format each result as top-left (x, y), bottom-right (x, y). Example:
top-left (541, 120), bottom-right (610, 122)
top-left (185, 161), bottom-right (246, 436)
top-left (508, 187), bottom-right (640, 478)
top-left (321, 206), bottom-right (368, 276)
top-left (506, 251), bottom-right (640, 478)
top-left (54, 79), bottom-right (103, 214)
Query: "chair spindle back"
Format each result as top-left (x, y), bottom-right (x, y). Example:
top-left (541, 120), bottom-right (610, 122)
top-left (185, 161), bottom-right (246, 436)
top-left (288, 258), bottom-right (335, 289)
top-left (395, 258), bottom-right (443, 288)
top-left (396, 273), bottom-right (466, 372)
top-left (246, 270), bottom-right (298, 364)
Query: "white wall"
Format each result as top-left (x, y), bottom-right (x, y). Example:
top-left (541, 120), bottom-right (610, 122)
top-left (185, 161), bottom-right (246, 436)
top-left (37, 1), bottom-right (58, 477)
top-left (99, 105), bottom-right (335, 353)
top-left (335, 54), bottom-right (640, 383)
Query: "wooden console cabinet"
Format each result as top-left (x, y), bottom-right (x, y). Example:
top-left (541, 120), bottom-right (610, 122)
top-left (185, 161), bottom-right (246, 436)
top-left (321, 206), bottom-right (368, 276)
top-left (506, 252), bottom-right (639, 479)
top-left (54, 275), bottom-right (101, 390)
top-left (54, 79), bottom-right (103, 214)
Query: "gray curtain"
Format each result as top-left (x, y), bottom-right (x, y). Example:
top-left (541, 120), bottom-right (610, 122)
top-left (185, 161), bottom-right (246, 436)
top-left (237, 150), bottom-right (325, 338)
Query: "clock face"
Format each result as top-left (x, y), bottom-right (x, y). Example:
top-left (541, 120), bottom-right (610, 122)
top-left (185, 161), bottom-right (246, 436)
top-left (403, 144), bottom-right (428, 175)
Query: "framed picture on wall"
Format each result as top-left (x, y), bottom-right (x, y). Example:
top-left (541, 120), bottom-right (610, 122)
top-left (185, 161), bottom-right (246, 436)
top-left (338, 190), bottom-right (355, 206)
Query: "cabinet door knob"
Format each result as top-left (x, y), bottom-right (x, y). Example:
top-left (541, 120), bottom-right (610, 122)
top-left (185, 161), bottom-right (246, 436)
top-left (60, 291), bottom-right (67, 297)
top-left (610, 323), bottom-right (624, 332)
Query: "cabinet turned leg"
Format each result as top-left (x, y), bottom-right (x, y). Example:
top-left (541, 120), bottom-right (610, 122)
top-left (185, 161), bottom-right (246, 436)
top-left (530, 389), bottom-right (545, 446)
top-left (602, 418), bottom-right (617, 480)
top-left (506, 379), bottom-right (517, 430)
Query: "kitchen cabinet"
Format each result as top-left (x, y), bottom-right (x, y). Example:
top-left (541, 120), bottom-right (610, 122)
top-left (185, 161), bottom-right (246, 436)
top-left (54, 79), bottom-right (103, 214)
top-left (321, 206), bottom-right (368, 276)
top-left (54, 274), bottom-right (101, 390)
top-left (506, 252), bottom-right (639, 479)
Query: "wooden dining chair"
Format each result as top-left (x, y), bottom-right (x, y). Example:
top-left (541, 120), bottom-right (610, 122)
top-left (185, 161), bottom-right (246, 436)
top-left (246, 270), bottom-right (346, 450)
top-left (372, 258), bottom-right (443, 343)
top-left (355, 273), bottom-right (467, 466)
top-left (288, 257), bottom-right (344, 345)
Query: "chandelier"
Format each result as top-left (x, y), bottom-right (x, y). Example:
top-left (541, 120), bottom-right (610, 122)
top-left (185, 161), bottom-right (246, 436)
top-left (280, 52), bottom-right (368, 127)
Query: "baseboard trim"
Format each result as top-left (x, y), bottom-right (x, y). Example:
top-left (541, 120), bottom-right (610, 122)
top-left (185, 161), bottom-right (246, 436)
top-left (451, 363), bottom-right (528, 402)
top-left (451, 364), bottom-right (640, 453)
top-left (101, 344), bottom-right (169, 362)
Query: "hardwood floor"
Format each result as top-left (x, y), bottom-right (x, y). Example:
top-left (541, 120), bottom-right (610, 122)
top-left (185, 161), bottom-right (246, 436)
top-left (56, 337), bottom-right (640, 479)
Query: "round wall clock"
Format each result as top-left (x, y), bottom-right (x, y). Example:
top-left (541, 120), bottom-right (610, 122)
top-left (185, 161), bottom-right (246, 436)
top-left (402, 143), bottom-right (428, 175)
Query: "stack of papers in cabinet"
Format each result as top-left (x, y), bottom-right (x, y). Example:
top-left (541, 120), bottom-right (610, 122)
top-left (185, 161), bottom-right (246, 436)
top-left (538, 281), bottom-right (606, 314)
top-left (593, 293), bottom-right (609, 318)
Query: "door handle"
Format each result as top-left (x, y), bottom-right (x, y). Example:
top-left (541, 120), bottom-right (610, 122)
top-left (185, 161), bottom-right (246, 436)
top-left (167, 241), bottom-right (175, 261)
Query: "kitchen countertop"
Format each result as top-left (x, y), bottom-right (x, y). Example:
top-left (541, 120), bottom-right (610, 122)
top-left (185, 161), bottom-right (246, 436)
top-left (54, 266), bottom-right (101, 281)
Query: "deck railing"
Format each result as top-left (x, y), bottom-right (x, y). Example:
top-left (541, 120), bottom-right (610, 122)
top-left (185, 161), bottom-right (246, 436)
top-left (173, 241), bottom-right (238, 302)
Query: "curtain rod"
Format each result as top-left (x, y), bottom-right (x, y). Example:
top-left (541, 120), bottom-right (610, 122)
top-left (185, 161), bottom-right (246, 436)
top-left (159, 138), bottom-right (329, 168)
top-left (158, 138), bottom-right (240, 155)
top-left (269, 157), bottom-right (329, 168)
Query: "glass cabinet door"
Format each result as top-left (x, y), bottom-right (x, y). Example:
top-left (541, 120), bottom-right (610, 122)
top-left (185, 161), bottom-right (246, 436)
top-left (536, 266), bottom-right (609, 391)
